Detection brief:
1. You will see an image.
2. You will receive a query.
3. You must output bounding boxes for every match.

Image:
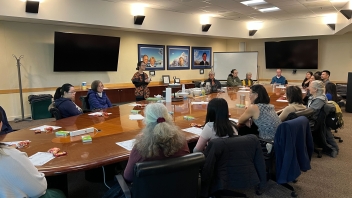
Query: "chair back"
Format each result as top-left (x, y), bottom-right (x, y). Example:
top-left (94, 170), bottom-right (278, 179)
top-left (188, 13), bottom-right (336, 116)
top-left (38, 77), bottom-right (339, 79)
top-left (131, 153), bottom-right (205, 198)
top-left (285, 108), bottom-right (314, 121)
top-left (79, 95), bottom-right (91, 112)
top-left (0, 106), bottom-right (13, 134)
top-left (49, 107), bottom-right (62, 120)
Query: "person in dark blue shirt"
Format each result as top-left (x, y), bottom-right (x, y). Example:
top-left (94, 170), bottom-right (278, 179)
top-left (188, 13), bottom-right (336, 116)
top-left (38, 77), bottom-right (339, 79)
top-left (87, 80), bottom-right (112, 110)
top-left (53, 83), bottom-right (83, 118)
top-left (0, 106), bottom-right (13, 135)
top-left (270, 69), bottom-right (286, 85)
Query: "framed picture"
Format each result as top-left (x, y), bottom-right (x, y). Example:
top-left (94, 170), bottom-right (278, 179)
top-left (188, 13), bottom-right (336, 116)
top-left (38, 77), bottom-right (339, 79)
top-left (191, 47), bottom-right (212, 69)
top-left (199, 69), bottom-right (204, 74)
top-left (162, 75), bottom-right (170, 84)
top-left (138, 44), bottom-right (165, 70)
top-left (174, 78), bottom-right (180, 83)
top-left (149, 71), bottom-right (155, 76)
top-left (167, 45), bottom-right (190, 70)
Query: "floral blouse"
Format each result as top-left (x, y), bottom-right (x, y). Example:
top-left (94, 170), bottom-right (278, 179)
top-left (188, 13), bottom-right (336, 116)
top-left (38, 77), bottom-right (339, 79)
top-left (131, 72), bottom-right (150, 99)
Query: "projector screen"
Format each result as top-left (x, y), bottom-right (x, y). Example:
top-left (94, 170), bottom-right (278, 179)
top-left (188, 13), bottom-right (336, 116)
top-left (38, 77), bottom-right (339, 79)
top-left (213, 52), bottom-right (258, 81)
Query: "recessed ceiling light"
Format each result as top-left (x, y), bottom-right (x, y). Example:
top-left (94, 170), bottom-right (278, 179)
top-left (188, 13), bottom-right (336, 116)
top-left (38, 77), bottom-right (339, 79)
top-left (241, 0), bottom-right (266, 6)
top-left (259, 7), bottom-right (280, 12)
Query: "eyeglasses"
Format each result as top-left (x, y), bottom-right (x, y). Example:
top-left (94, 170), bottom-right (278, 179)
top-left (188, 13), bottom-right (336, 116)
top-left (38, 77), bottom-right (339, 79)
top-left (68, 91), bottom-right (76, 94)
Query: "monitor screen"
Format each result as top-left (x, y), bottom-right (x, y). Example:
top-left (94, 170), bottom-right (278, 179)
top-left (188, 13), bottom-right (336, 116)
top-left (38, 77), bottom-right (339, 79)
top-left (265, 39), bottom-right (318, 69)
top-left (54, 32), bottom-right (120, 72)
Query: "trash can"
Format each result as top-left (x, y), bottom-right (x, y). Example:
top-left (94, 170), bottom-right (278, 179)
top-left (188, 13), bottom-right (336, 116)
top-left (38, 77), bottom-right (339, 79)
top-left (28, 94), bottom-right (53, 120)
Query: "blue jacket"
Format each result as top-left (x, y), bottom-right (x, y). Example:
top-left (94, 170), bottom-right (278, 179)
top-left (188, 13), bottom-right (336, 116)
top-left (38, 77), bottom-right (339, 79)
top-left (87, 89), bottom-right (112, 110)
top-left (274, 116), bottom-right (313, 184)
top-left (0, 106), bottom-right (13, 135)
top-left (271, 76), bottom-right (286, 85)
top-left (54, 98), bottom-right (82, 118)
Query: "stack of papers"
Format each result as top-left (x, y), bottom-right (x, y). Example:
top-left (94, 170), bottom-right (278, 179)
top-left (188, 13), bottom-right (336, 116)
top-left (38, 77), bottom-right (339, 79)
top-left (276, 98), bottom-right (288, 102)
top-left (191, 101), bottom-right (209, 105)
top-left (29, 152), bottom-right (55, 166)
top-left (129, 114), bottom-right (144, 120)
top-left (182, 127), bottom-right (203, 136)
top-left (30, 125), bottom-right (61, 131)
top-left (116, 139), bottom-right (135, 151)
top-left (88, 112), bottom-right (112, 116)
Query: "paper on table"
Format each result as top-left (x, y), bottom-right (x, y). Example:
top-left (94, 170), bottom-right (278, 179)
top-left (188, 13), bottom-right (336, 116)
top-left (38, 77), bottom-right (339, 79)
top-left (88, 112), bottom-right (112, 116)
top-left (276, 86), bottom-right (286, 88)
top-left (1, 141), bottom-right (22, 146)
top-left (29, 152), bottom-right (55, 166)
top-left (276, 99), bottom-right (288, 102)
top-left (129, 114), bottom-right (144, 120)
top-left (229, 118), bottom-right (239, 123)
top-left (116, 139), bottom-right (135, 151)
top-left (191, 101), bottom-right (209, 105)
top-left (30, 125), bottom-right (61, 131)
top-left (182, 127), bottom-right (203, 136)
top-left (237, 90), bottom-right (250, 93)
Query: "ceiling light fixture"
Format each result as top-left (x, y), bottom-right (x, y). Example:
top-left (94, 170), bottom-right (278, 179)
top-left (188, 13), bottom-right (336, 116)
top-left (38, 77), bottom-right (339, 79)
top-left (131, 4), bottom-right (147, 25)
top-left (200, 15), bottom-right (212, 32)
top-left (241, 0), bottom-right (266, 6)
top-left (25, 0), bottom-right (40, 13)
top-left (258, 7), bottom-right (280, 12)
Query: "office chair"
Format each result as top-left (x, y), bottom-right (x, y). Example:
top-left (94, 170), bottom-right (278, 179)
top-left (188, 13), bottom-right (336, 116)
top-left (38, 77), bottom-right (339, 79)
top-left (116, 153), bottom-right (205, 198)
top-left (79, 95), bottom-right (91, 113)
top-left (201, 135), bottom-right (266, 198)
top-left (0, 106), bottom-right (15, 135)
top-left (285, 80), bottom-right (288, 85)
top-left (49, 107), bottom-right (62, 120)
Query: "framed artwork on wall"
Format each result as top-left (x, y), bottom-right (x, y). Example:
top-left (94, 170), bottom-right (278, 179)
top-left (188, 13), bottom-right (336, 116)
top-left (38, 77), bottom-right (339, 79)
top-left (138, 44), bottom-right (165, 70)
top-left (166, 45), bottom-right (190, 70)
top-left (191, 47), bottom-right (212, 69)
top-left (162, 75), bottom-right (170, 84)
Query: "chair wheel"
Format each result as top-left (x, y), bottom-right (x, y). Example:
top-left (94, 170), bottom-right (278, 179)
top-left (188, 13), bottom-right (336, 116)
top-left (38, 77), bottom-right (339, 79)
top-left (339, 140), bottom-right (343, 143)
top-left (291, 191), bottom-right (298, 197)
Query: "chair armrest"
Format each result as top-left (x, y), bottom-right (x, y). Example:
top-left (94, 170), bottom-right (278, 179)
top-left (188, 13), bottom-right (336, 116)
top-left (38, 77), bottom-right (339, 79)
top-left (115, 174), bottom-right (131, 198)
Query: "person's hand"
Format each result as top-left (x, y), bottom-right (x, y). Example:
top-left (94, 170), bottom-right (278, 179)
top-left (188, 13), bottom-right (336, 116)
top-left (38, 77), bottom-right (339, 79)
top-left (145, 78), bottom-right (151, 83)
top-left (245, 118), bottom-right (252, 128)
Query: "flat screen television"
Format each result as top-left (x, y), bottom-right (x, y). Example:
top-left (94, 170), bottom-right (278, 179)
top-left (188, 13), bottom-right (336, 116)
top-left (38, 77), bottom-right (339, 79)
top-left (54, 32), bottom-right (120, 72)
top-left (265, 39), bottom-right (318, 69)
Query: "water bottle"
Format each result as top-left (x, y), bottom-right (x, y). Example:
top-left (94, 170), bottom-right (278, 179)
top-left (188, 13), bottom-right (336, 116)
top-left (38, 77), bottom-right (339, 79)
top-left (182, 84), bottom-right (185, 93)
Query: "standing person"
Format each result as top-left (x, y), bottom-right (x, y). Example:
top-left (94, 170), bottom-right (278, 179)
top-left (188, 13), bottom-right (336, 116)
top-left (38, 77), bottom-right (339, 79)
top-left (321, 70), bottom-right (331, 84)
top-left (270, 69), bottom-right (286, 85)
top-left (242, 72), bottom-right (254, 86)
top-left (132, 61), bottom-right (150, 101)
top-left (199, 53), bottom-right (209, 65)
top-left (193, 98), bottom-right (238, 152)
top-left (53, 83), bottom-right (82, 118)
top-left (87, 80), bottom-right (112, 110)
top-left (279, 86), bottom-right (307, 121)
top-left (227, 69), bottom-right (241, 87)
top-left (203, 71), bottom-right (222, 93)
top-left (302, 71), bottom-right (313, 89)
top-left (238, 84), bottom-right (281, 141)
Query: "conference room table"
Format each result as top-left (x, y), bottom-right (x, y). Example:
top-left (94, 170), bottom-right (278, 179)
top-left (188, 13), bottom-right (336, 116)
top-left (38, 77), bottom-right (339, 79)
top-left (0, 85), bottom-right (289, 193)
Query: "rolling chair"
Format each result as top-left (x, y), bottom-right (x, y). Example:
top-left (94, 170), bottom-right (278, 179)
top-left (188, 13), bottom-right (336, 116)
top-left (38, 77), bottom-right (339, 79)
top-left (116, 153), bottom-right (205, 198)
top-left (79, 95), bottom-right (91, 113)
top-left (49, 107), bottom-right (62, 120)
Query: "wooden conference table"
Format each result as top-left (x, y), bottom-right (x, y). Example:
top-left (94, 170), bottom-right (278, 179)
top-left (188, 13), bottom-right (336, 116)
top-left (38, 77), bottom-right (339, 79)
top-left (1, 85), bottom-right (289, 177)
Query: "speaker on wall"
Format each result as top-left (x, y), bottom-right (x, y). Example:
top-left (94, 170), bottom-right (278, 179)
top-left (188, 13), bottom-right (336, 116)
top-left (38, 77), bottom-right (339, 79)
top-left (134, 15), bottom-right (145, 25)
top-left (346, 72), bottom-right (352, 113)
top-left (26, 1), bottom-right (40, 13)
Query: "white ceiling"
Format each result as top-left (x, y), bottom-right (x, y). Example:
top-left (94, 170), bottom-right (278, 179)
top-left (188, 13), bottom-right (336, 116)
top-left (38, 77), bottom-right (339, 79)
top-left (103, 0), bottom-right (348, 22)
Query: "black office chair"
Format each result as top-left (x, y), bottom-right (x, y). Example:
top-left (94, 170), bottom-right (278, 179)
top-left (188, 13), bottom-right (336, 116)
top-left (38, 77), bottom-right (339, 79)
top-left (285, 80), bottom-right (288, 85)
top-left (192, 81), bottom-right (202, 88)
top-left (79, 95), bottom-right (91, 113)
top-left (201, 135), bottom-right (266, 198)
top-left (116, 153), bottom-right (205, 198)
top-left (49, 107), bottom-right (62, 120)
top-left (0, 106), bottom-right (15, 135)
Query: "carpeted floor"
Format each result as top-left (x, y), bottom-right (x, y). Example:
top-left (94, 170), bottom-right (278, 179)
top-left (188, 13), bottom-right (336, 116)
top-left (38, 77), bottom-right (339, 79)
top-left (9, 109), bottom-right (352, 198)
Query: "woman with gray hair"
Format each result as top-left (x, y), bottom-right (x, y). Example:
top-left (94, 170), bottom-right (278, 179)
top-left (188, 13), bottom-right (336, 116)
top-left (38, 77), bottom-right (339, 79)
top-left (308, 80), bottom-right (326, 116)
top-left (123, 103), bottom-right (190, 182)
top-left (242, 72), bottom-right (253, 86)
top-left (87, 80), bottom-right (112, 110)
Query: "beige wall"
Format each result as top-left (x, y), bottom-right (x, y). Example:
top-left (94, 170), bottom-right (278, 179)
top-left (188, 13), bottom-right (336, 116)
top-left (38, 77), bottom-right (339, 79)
top-left (0, 20), bottom-right (239, 119)
top-left (227, 34), bottom-right (352, 82)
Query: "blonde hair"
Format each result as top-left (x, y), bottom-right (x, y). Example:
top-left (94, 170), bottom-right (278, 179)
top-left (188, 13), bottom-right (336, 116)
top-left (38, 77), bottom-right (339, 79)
top-left (311, 80), bottom-right (325, 96)
top-left (135, 103), bottom-right (186, 158)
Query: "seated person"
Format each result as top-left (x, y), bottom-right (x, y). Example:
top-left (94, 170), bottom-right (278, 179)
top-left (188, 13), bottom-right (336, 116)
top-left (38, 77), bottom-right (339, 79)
top-left (227, 69), bottom-right (241, 87)
top-left (242, 72), bottom-right (254, 86)
top-left (279, 86), bottom-right (306, 121)
top-left (302, 71), bottom-right (313, 89)
top-left (270, 69), bottom-right (286, 85)
top-left (103, 103), bottom-right (189, 197)
top-left (325, 82), bottom-right (338, 102)
top-left (307, 80), bottom-right (327, 120)
top-left (53, 83), bottom-right (82, 118)
top-left (238, 84), bottom-right (281, 141)
top-left (193, 98), bottom-right (238, 152)
top-left (0, 106), bottom-right (13, 135)
top-left (0, 113), bottom-right (65, 198)
top-left (203, 71), bottom-right (221, 92)
top-left (87, 80), bottom-right (112, 110)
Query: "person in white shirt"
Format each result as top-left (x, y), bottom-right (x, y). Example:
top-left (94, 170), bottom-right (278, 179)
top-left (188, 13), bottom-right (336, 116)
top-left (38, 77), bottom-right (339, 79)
top-left (193, 98), bottom-right (238, 152)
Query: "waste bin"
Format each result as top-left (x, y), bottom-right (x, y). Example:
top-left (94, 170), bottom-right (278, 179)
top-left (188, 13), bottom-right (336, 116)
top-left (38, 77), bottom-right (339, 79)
top-left (28, 94), bottom-right (53, 120)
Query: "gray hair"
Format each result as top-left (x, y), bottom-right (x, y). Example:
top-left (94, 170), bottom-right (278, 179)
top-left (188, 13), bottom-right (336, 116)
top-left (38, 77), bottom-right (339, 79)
top-left (246, 72), bottom-right (252, 78)
top-left (135, 103), bottom-right (186, 158)
top-left (311, 80), bottom-right (325, 96)
top-left (209, 71), bottom-right (215, 75)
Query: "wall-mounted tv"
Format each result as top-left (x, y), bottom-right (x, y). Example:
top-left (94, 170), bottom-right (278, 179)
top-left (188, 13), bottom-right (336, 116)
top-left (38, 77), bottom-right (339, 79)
top-left (54, 32), bottom-right (120, 72)
top-left (265, 39), bottom-right (318, 69)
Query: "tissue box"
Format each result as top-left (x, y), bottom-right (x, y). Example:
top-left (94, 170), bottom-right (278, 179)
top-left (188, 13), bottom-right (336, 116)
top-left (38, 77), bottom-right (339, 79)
top-left (82, 135), bottom-right (92, 142)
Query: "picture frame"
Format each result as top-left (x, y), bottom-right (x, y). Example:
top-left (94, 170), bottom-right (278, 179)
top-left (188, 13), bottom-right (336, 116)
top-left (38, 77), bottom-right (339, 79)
top-left (174, 78), bottom-right (180, 84)
top-left (162, 75), bottom-right (170, 84)
top-left (166, 45), bottom-right (190, 70)
top-left (191, 47), bottom-right (212, 69)
top-left (199, 69), bottom-right (204, 74)
top-left (138, 44), bottom-right (165, 71)
top-left (149, 71), bottom-right (155, 76)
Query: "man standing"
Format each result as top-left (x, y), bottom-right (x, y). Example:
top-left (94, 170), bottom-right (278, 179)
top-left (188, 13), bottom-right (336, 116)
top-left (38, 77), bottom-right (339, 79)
top-left (203, 71), bottom-right (221, 92)
top-left (227, 69), bottom-right (241, 87)
top-left (321, 70), bottom-right (331, 84)
top-left (199, 53), bottom-right (209, 65)
top-left (270, 69), bottom-right (286, 85)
